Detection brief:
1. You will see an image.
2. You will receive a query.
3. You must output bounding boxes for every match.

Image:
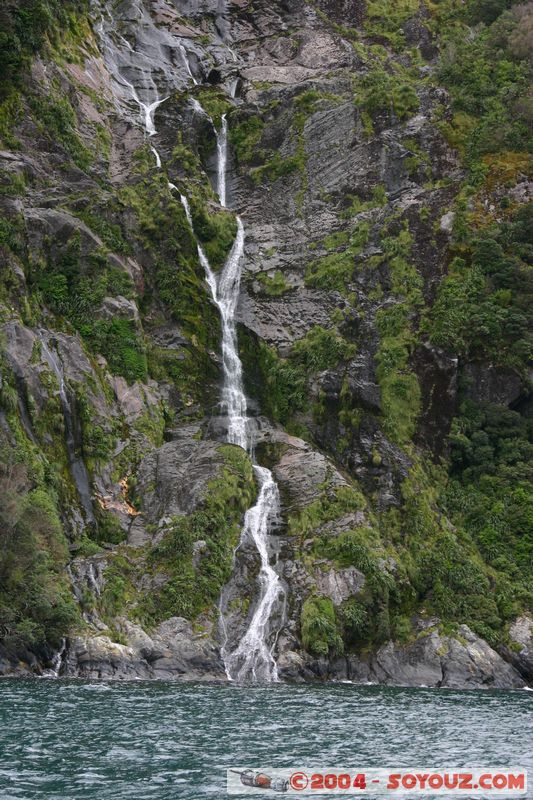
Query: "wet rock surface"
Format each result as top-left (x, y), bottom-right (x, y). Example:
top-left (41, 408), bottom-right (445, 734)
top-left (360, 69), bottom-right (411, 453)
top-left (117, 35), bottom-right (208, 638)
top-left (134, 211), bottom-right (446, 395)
top-left (296, 622), bottom-right (526, 690)
top-left (65, 618), bottom-right (225, 681)
top-left (0, 0), bottom-right (530, 689)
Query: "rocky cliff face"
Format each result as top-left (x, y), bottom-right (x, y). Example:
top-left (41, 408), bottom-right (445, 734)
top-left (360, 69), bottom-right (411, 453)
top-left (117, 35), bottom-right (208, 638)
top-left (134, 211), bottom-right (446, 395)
top-left (0, 0), bottom-right (531, 689)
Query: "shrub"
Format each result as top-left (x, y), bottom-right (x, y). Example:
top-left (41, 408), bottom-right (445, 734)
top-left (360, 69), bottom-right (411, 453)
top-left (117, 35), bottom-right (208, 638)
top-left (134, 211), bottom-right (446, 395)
top-left (301, 597), bottom-right (344, 656)
top-left (291, 326), bottom-right (356, 374)
top-left (79, 319), bottom-right (147, 383)
top-left (0, 458), bottom-right (80, 649)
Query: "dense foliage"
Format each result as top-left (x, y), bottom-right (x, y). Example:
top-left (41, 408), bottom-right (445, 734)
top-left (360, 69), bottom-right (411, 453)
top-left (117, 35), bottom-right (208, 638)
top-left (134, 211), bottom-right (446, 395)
top-left (0, 0), bottom-right (530, 668)
top-left (0, 454), bottom-right (80, 650)
top-left (0, 0), bottom-right (88, 98)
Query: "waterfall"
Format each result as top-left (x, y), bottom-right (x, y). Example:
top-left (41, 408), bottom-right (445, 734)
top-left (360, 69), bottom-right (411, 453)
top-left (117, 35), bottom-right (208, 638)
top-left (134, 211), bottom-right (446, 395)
top-left (98, 9), bottom-right (284, 683)
top-left (216, 114), bottom-right (228, 208)
top-left (39, 333), bottom-right (94, 524)
top-left (200, 117), bottom-right (285, 683)
top-left (42, 638), bottom-right (67, 678)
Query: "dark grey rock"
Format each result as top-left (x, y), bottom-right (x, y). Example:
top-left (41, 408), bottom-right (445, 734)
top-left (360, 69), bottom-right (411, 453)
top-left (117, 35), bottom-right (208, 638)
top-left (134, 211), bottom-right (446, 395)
top-left (500, 616), bottom-right (533, 683)
top-left (463, 364), bottom-right (525, 408)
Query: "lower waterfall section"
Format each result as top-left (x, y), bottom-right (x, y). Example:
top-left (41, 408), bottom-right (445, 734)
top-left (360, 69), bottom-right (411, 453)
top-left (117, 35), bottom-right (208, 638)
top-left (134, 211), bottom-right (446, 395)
top-left (221, 466), bottom-right (283, 683)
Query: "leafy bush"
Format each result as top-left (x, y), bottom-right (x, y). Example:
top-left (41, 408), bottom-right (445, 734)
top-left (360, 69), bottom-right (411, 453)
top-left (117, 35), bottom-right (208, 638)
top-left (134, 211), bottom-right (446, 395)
top-left (256, 271), bottom-right (292, 297)
top-left (0, 457), bottom-right (80, 650)
top-left (229, 115), bottom-right (265, 163)
top-left (291, 326), bottom-right (356, 374)
top-left (28, 94), bottom-right (91, 170)
top-left (358, 67), bottom-right (419, 120)
top-left (240, 335), bottom-right (308, 425)
top-left (301, 597), bottom-right (344, 656)
top-left (189, 199), bottom-right (237, 271)
top-left (425, 203), bottom-right (533, 371)
top-left (0, 1), bottom-right (89, 99)
top-left (437, 7), bottom-right (532, 166)
top-left (288, 484), bottom-right (367, 539)
top-left (79, 319), bottom-right (147, 383)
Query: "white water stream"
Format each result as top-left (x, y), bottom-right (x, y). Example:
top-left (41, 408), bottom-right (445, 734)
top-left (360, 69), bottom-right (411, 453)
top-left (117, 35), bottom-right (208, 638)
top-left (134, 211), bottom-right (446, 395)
top-left (201, 120), bottom-right (285, 683)
top-left (98, 10), bottom-right (284, 682)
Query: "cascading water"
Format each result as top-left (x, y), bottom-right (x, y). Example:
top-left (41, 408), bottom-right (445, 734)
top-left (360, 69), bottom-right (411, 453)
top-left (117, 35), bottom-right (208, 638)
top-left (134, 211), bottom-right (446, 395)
top-left (201, 120), bottom-right (285, 683)
top-left (98, 7), bottom-right (284, 682)
top-left (216, 114), bottom-right (229, 209)
top-left (42, 638), bottom-right (67, 678)
top-left (178, 124), bottom-right (285, 681)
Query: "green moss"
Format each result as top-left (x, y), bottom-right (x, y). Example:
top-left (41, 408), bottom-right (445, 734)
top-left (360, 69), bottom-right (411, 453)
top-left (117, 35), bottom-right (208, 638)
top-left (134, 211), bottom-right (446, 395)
top-left (229, 115), bottom-right (265, 163)
top-left (251, 150), bottom-right (303, 184)
top-left (74, 210), bottom-right (132, 256)
top-left (28, 93), bottom-right (92, 171)
top-left (0, 0), bottom-right (90, 99)
top-left (0, 169), bottom-right (26, 197)
top-left (301, 596), bottom-right (343, 656)
top-left (136, 445), bottom-right (256, 623)
top-left (340, 185), bottom-right (387, 219)
top-left (0, 450), bottom-right (81, 650)
top-left (291, 326), bottom-right (356, 374)
top-left (375, 305), bottom-right (420, 444)
top-left (357, 67), bottom-right (420, 119)
top-left (78, 319), bottom-right (147, 384)
top-left (189, 199), bottom-right (237, 271)
top-left (194, 87), bottom-right (232, 127)
top-left (364, 0), bottom-right (419, 49)
top-left (256, 271), bottom-right (293, 297)
top-left (240, 333), bottom-right (308, 425)
top-left (0, 90), bottom-right (22, 149)
top-left (288, 483), bottom-right (367, 539)
top-left (322, 230), bottom-right (350, 250)
top-left (305, 222), bottom-right (370, 293)
top-left (424, 204), bottom-right (532, 372)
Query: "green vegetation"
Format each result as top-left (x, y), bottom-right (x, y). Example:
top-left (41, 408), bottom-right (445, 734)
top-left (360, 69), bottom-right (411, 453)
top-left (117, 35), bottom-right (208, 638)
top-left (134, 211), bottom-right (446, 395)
top-left (425, 203), bottom-right (532, 372)
top-left (28, 93), bottom-right (92, 170)
top-left (364, 0), bottom-right (419, 49)
top-left (229, 115), bottom-right (265, 163)
top-left (305, 222), bottom-right (370, 292)
top-left (256, 271), bottom-right (292, 297)
top-left (240, 334), bottom-right (308, 425)
top-left (136, 446), bottom-right (257, 623)
top-left (251, 150), bottom-right (304, 185)
top-left (189, 199), bottom-right (237, 271)
top-left (75, 211), bottom-right (132, 255)
top-left (368, 220), bottom-right (422, 444)
top-left (375, 302), bottom-right (420, 445)
top-left (288, 483), bottom-right (367, 539)
top-left (0, 451), bottom-right (80, 651)
top-left (396, 458), bottom-right (531, 648)
top-left (29, 230), bottom-right (148, 383)
top-left (291, 326), bottom-right (356, 373)
top-left (301, 597), bottom-right (343, 656)
top-left (0, 0), bottom-right (89, 99)
top-left (437, 3), bottom-right (532, 176)
top-left (442, 402), bottom-right (533, 632)
top-left (79, 319), bottom-right (147, 383)
top-left (193, 87), bottom-right (231, 127)
top-left (357, 67), bottom-right (419, 121)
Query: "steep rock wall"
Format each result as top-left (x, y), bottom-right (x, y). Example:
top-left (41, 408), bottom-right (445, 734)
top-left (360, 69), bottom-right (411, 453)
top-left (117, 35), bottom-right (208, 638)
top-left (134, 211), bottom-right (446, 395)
top-left (0, 0), bottom-right (531, 687)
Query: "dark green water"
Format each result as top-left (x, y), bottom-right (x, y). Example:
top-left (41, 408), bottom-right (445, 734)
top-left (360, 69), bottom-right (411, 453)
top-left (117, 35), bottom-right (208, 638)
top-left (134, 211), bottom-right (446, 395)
top-left (0, 680), bottom-right (530, 799)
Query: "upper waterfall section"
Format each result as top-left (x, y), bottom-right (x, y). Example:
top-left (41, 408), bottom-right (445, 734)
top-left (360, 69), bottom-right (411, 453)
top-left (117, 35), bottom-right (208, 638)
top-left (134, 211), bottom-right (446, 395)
top-left (96, 0), bottom-right (239, 126)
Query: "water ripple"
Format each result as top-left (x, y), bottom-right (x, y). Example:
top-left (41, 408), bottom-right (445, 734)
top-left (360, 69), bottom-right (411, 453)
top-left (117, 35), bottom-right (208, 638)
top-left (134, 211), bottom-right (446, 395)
top-left (0, 680), bottom-right (530, 798)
